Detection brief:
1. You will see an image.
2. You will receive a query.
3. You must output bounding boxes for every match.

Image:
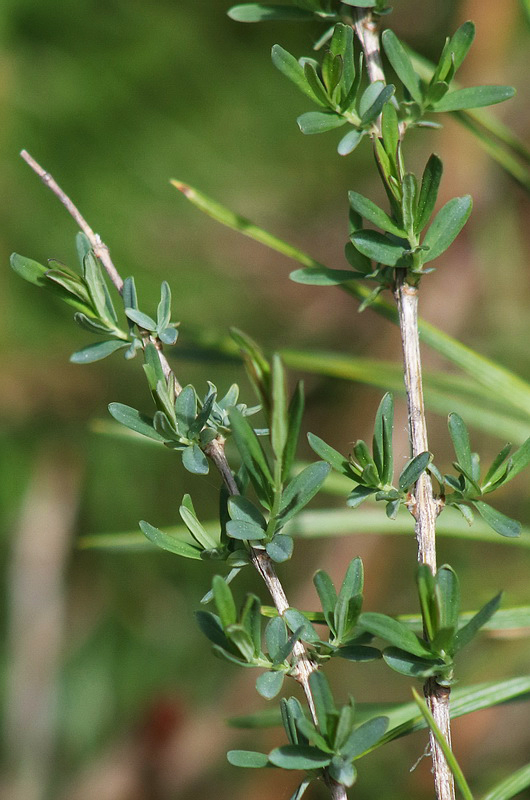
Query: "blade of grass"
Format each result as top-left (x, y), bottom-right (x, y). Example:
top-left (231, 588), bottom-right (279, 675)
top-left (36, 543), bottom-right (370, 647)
top-left (481, 762), bottom-right (530, 800)
top-left (411, 689), bottom-right (474, 800)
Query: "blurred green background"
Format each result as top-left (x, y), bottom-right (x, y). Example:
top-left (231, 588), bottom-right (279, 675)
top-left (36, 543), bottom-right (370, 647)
top-left (0, 1), bottom-right (529, 799)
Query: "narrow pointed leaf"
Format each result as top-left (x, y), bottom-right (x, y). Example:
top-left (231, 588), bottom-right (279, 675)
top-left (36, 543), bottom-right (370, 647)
top-left (139, 520), bottom-right (202, 559)
top-left (422, 196), bottom-right (472, 262)
top-left (70, 340), bottom-right (128, 364)
top-left (472, 502), bottom-right (521, 538)
top-left (415, 154), bottom-right (443, 233)
top-left (268, 745), bottom-right (331, 770)
top-left (108, 403), bottom-right (165, 441)
top-left (282, 381), bottom-right (304, 482)
top-left (348, 191), bottom-right (406, 237)
top-left (313, 570), bottom-right (338, 630)
top-left (359, 612), bottom-right (433, 657)
top-left (290, 267), bottom-right (355, 285)
top-left (482, 762), bottom-right (530, 800)
top-left (382, 29), bottom-right (422, 104)
top-left (454, 591), bottom-right (502, 651)
top-left (432, 85), bottom-right (515, 112)
top-left (398, 452), bottom-right (431, 491)
top-left (307, 433), bottom-right (353, 477)
top-left (271, 44), bottom-right (324, 105)
top-left (279, 462), bottom-right (330, 524)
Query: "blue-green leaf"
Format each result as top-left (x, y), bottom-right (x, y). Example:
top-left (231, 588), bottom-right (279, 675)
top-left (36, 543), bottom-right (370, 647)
top-left (70, 340), bottom-right (128, 364)
top-left (350, 230), bottom-right (408, 267)
top-left (139, 520), bottom-right (202, 559)
top-left (422, 196), bottom-right (472, 263)
top-left (381, 29), bottom-right (422, 104)
top-left (337, 129), bottom-right (364, 156)
top-left (271, 45), bottom-right (324, 105)
top-left (268, 745), bottom-right (331, 770)
top-left (256, 671), bottom-right (285, 699)
top-left (290, 267), bottom-right (355, 285)
top-left (182, 444), bottom-right (209, 474)
top-left (297, 112), bottom-right (347, 135)
top-left (432, 85), bottom-right (515, 112)
top-left (227, 750), bottom-right (269, 768)
top-left (348, 191), bottom-right (406, 237)
top-left (108, 403), bottom-right (165, 441)
top-left (266, 534), bottom-right (294, 562)
top-left (472, 501), bottom-right (521, 538)
top-left (279, 462), bottom-right (330, 524)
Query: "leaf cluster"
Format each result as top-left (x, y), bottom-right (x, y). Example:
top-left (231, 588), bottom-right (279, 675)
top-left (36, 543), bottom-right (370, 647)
top-left (309, 393), bottom-right (431, 518)
top-left (360, 564), bottom-right (502, 685)
top-left (228, 672), bottom-right (388, 794)
top-left (440, 413), bottom-right (530, 537)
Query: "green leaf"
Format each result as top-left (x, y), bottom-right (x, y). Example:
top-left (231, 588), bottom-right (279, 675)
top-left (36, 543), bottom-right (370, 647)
top-left (350, 230), bottom-right (407, 267)
top-left (359, 612), bottom-right (433, 658)
top-left (284, 608), bottom-right (320, 643)
top-left (383, 648), bottom-right (444, 679)
top-left (454, 592), bottom-right (502, 652)
top-left (472, 501), bottom-right (521, 538)
top-left (108, 403), bottom-right (165, 441)
top-left (279, 462), bottom-right (330, 524)
top-left (337, 645), bottom-right (381, 662)
top-left (226, 520), bottom-right (268, 540)
top-left (290, 267), bottom-right (355, 285)
top-left (309, 671), bottom-right (336, 735)
top-left (341, 717), bottom-right (389, 760)
top-left (381, 103), bottom-right (399, 163)
top-left (289, 779), bottom-right (312, 800)
top-left (70, 340), bottom-right (128, 364)
top-left (139, 520), bottom-right (202, 559)
top-left (302, 62), bottom-right (332, 107)
top-left (297, 112), bottom-right (347, 135)
top-left (432, 85), bottom-right (515, 112)
top-left (415, 154), bottom-right (443, 233)
top-left (266, 534), bottom-right (294, 562)
top-left (157, 281), bottom-right (172, 331)
top-left (227, 750), bottom-right (269, 768)
top-left (381, 29), bottom-right (422, 104)
top-left (435, 565), bottom-right (460, 639)
top-left (125, 307), bottom-right (157, 331)
top-left (196, 610), bottom-right (232, 648)
top-left (229, 408), bottom-right (273, 506)
top-left (347, 485), bottom-right (376, 508)
top-left (122, 276), bottom-right (138, 311)
top-left (422, 196), bottom-right (472, 263)
top-left (268, 745), bottom-right (331, 770)
top-left (482, 762), bottom-right (530, 800)
top-left (73, 312), bottom-right (114, 335)
top-left (505, 437), bottom-right (530, 481)
top-left (401, 173), bottom-right (417, 234)
top-left (330, 23), bottom-right (354, 97)
top-left (10, 252), bottom-right (48, 286)
top-left (307, 433), bottom-right (353, 478)
top-left (359, 84), bottom-right (395, 125)
top-left (179, 500), bottom-right (217, 550)
top-left (271, 45), bottom-right (325, 105)
top-left (398, 452), bottom-right (431, 491)
top-left (372, 393), bottom-right (394, 485)
top-left (256, 671), bottom-right (285, 699)
top-left (265, 615), bottom-right (288, 663)
top-left (341, 0), bottom-right (376, 6)
top-left (313, 570), bottom-right (338, 631)
top-left (271, 354), bottom-right (288, 462)
top-left (182, 444), bottom-right (209, 475)
top-left (447, 21), bottom-right (476, 73)
top-left (174, 385), bottom-right (197, 435)
top-left (282, 381), bottom-right (304, 482)
top-left (348, 191), bottom-right (406, 237)
top-left (337, 129), bottom-right (364, 156)
top-left (228, 4), bottom-right (316, 22)
top-left (228, 496), bottom-right (267, 528)
top-left (213, 574), bottom-right (237, 627)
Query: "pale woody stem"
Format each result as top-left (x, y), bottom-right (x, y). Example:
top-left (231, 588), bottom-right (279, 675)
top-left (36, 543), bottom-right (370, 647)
top-left (395, 272), bottom-right (455, 800)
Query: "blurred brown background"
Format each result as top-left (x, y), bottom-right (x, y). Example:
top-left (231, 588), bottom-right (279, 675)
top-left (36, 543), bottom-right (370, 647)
top-left (0, 1), bottom-right (529, 798)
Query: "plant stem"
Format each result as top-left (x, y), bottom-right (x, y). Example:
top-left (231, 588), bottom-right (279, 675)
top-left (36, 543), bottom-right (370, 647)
top-left (22, 150), bottom-right (344, 798)
top-left (394, 271), bottom-right (455, 800)
top-left (352, 9), bottom-right (385, 85)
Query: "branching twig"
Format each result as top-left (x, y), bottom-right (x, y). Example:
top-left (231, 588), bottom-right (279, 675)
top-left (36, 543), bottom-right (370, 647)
top-left (21, 151), bottom-right (344, 799)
